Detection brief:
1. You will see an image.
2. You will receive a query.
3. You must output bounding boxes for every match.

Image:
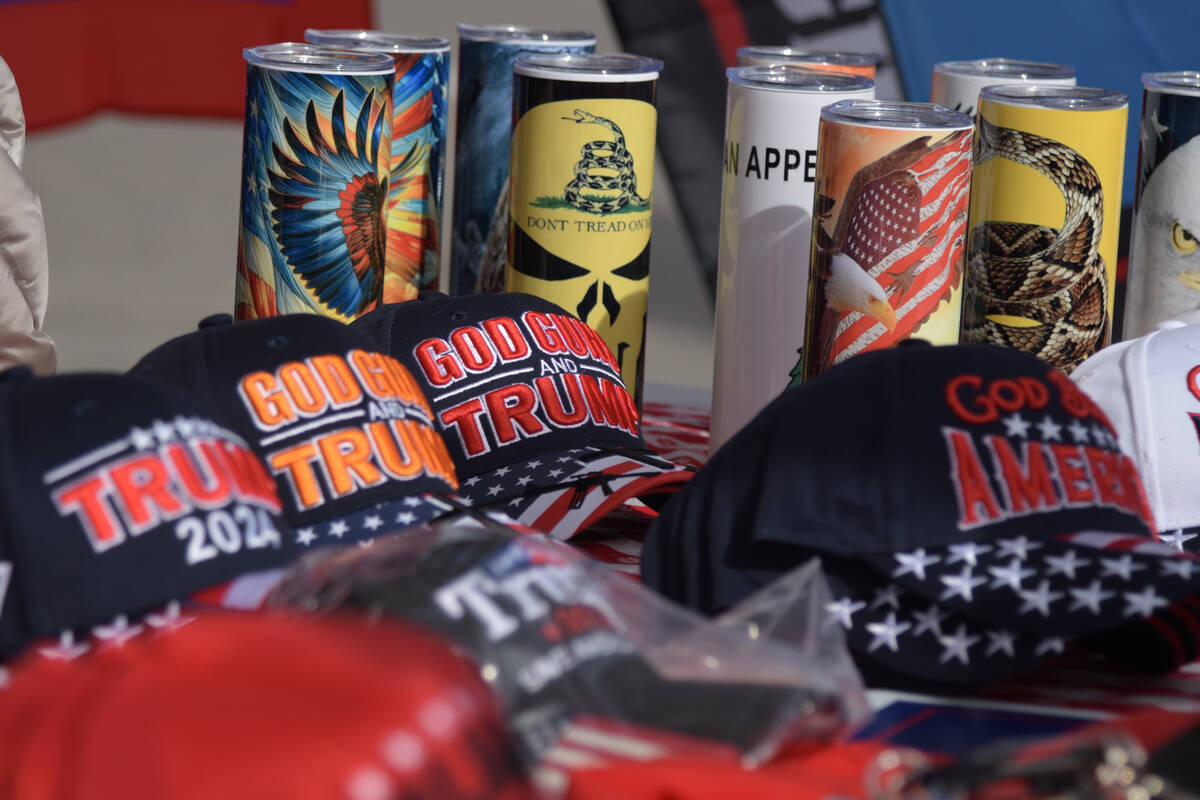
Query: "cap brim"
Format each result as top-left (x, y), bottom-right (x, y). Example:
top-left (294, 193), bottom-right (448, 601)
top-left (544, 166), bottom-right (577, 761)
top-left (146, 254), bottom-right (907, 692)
top-left (820, 557), bottom-right (1048, 688)
top-left (859, 531), bottom-right (1200, 669)
top-left (456, 447), bottom-right (694, 540)
top-left (290, 492), bottom-right (465, 550)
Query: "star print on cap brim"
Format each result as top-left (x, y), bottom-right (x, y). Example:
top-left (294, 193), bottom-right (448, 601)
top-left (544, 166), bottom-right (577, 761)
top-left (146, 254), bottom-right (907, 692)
top-left (288, 492), bottom-right (464, 550)
top-left (819, 556), bottom-right (1047, 688)
top-left (455, 446), bottom-right (693, 541)
top-left (859, 531), bottom-right (1200, 671)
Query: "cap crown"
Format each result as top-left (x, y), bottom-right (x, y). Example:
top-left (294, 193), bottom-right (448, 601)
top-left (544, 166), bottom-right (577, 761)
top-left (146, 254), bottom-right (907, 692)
top-left (352, 293), bottom-right (645, 480)
top-left (1073, 323), bottom-right (1200, 532)
top-left (130, 315), bottom-right (458, 527)
top-left (0, 372), bottom-right (292, 652)
top-left (667, 343), bottom-right (1155, 561)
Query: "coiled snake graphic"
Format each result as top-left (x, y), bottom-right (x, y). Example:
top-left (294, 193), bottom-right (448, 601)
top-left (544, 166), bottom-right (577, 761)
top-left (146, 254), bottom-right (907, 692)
top-left (963, 117), bottom-right (1108, 372)
top-left (561, 109), bottom-right (649, 213)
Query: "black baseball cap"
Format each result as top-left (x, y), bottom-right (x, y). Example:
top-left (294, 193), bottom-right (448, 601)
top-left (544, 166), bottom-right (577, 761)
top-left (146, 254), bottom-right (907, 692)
top-left (351, 293), bottom-right (693, 540)
top-left (643, 342), bottom-right (1200, 684)
top-left (0, 368), bottom-right (295, 657)
top-left (130, 314), bottom-right (464, 548)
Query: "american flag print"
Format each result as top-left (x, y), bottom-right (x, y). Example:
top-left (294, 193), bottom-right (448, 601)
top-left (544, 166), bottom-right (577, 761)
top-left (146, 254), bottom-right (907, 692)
top-left (820, 128), bottom-right (973, 370)
top-left (456, 447), bottom-right (690, 541)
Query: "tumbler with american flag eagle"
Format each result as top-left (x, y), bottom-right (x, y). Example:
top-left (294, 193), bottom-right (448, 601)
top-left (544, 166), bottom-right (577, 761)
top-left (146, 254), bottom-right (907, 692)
top-left (798, 100), bottom-right (973, 382)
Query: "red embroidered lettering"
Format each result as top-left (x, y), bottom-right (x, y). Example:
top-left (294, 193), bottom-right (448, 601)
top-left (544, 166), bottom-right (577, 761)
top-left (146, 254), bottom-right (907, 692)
top-left (441, 398), bottom-right (490, 457)
top-left (943, 428), bottom-right (1002, 527)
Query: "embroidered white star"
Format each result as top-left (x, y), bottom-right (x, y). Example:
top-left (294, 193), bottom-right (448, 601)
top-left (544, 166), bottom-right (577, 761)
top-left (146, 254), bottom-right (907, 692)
top-left (893, 548), bottom-right (942, 580)
top-left (1069, 580), bottom-right (1114, 614)
top-left (395, 512), bottom-right (417, 526)
top-left (547, 469), bottom-right (563, 478)
top-left (93, 615), bottom-right (144, 647)
top-left (1123, 586), bottom-right (1169, 618)
top-left (129, 426), bottom-right (157, 450)
top-left (988, 558), bottom-right (1035, 591)
top-left (995, 536), bottom-right (1042, 560)
top-left (1100, 554), bottom-right (1146, 581)
top-left (526, 459), bottom-right (543, 469)
top-left (403, 497), bottom-right (422, 507)
top-left (486, 484), bottom-right (504, 497)
top-left (1035, 637), bottom-right (1065, 656)
top-left (363, 515), bottom-right (383, 531)
top-left (39, 630), bottom-right (89, 661)
top-left (866, 612), bottom-right (911, 652)
top-left (328, 520), bottom-right (350, 538)
top-left (296, 527), bottom-right (317, 546)
top-left (985, 629), bottom-right (1017, 657)
top-left (1044, 550), bottom-right (1090, 580)
top-left (144, 602), bottom-right (194, 633)
top-left (495, 466), bottom-right (511, 477)
top-left (1160, 530), bottom-right (1198, 552)
top-left (516, 475), bottom-right (533, 487)
top-left (937, 623), bottom-right (980, 665)
top-left (1036, 416), bottom-right (1063, 441)
top-left (174, 416), bottom-right (197, 438)
top-left (1090, 424), bottom-right (1111, 447)
top-left (1002, 412), bottom-right (1031, 438)
top-left (152, 419), bottom-right (176, 444)
top-left (1160, 558), bottom-right (1197, 580)
top-left (939, 565), bottom-right (986, 602)
top-left (556, 456), bottom-right (574, 463)
top-left (871, 584), bottom-right (903, 610)
top-left (1067, 419), bottom-right (1091, 443)
top-left (1017, 580), bottom-right (1063, 616)
top-left (911, 604), bottom-right (947, 638)
top-left (946, 542), bottom-right (991, 566)
top-left (463, 477), bottom-right (481, 487)
top-left (824, 598), bottom-right (866, 629)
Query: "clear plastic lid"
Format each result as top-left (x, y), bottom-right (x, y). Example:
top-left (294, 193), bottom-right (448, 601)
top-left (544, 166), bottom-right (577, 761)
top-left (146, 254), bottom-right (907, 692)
top-left (727, 65), bottom-right (874, 93)
top-left (243, 42), bottom-right (395, 74)
top-left (979, 84), bottom-right (1128, 110)
top-left (737, 46), bottom-right (880, 67)
top-left (457, 24), bottom-right (596, 47)
top-left (514, 52), bottom-right (663, 83)
top-left (304, 29), bottom-right (450, 54)
top-left (821, 99), bottom-right (972, 130)
top-left (1142, 71), bottom-right (1200, 98)
top-left (933, 58), bottom-right (1075, 80)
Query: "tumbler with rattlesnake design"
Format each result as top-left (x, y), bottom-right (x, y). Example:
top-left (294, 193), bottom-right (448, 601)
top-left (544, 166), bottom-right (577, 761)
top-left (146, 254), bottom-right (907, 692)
top-left (961, 85), bottom-right (1128, 372)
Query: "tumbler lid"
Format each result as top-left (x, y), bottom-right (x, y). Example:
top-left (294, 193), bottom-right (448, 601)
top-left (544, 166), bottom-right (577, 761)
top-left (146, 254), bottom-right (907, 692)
top-left (1142, 71), bottom-right (1200, 98)
top-left (821, 99), bottom-right (972, 130)
top-left (737, 46), bottom-right (880, 68)
top-left (726, 65), bottom-right (874, 93)
top-left (304, 29), bottom-right (450, 54)
top-left (933, 58), bottom-right (1075, 81)
top-left (457, 24), bottom-right (596, 47)
top-left (514, 52), bottom-right (663, 83)
top-left (243, 42), bottom-right (395, 74)
top-left (979, 84), bottom-right (1128, 110)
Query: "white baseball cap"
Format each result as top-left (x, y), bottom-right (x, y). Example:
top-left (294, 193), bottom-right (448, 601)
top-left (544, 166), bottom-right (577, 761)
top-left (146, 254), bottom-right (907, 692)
top-left (1072, 320), bottom-right (1200, 551)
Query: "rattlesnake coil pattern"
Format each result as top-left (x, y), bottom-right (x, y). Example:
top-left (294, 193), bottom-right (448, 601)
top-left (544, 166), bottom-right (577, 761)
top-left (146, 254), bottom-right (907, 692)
top-left (562, 109), bottom-right (649, 213)
top-left (963, 117), bottom-right (1108, 372)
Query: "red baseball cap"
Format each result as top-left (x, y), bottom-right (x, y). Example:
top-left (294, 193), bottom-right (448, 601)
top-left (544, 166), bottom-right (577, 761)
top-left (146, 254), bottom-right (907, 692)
top-left (0, 611), bottom-right (536, 800)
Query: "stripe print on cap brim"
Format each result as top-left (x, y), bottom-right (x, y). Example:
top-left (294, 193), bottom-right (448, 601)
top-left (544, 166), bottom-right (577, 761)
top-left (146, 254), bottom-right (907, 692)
top-left (860, 532), bottom-right (1200, 669)
top-left (820, 558), bottom-right (1050, 687)
top-left (456, 447), bottom-right (692, 540)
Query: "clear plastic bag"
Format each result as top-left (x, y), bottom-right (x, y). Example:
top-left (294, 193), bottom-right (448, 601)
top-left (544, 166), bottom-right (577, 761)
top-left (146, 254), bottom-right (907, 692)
top-left (268, 513), bottom-right (869, 766)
